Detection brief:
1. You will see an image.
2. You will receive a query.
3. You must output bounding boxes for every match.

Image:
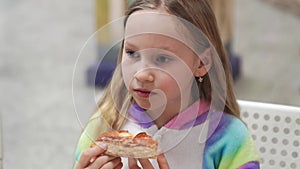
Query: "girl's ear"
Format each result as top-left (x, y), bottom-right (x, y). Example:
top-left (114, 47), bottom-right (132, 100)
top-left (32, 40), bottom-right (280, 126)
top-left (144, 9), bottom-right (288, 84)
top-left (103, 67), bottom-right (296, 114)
top-left (194, 48), bottom-right (212, 77)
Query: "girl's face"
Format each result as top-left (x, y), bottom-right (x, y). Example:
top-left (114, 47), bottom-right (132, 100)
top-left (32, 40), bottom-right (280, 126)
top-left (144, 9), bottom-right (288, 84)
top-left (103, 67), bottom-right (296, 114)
top-left (121, 9), bottom-right (204, 122)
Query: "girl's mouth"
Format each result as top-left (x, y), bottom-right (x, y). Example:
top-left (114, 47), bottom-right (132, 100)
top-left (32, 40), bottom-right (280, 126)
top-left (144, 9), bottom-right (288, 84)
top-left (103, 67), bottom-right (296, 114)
top-left (133, 89), bottom-right (153, 98)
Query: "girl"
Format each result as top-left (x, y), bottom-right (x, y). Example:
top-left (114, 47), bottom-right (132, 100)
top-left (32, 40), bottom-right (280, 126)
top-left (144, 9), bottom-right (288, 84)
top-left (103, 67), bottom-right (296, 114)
top-left (74, 0), bottom-right (260, 169)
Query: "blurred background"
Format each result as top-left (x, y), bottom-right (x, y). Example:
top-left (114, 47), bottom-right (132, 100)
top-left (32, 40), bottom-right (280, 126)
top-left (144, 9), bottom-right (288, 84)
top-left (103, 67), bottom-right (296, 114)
top-left (0, 0), bottom-right (299, 168)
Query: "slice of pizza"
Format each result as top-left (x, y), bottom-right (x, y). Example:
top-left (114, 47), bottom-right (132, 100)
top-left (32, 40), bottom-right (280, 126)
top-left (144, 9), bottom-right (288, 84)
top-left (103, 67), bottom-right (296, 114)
top-left (91, 130), bottom-right (158, 159)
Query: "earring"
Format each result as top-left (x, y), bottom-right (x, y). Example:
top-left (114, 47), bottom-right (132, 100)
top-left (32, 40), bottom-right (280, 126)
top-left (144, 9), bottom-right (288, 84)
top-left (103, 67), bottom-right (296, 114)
top-left (198, 77), bottom-right (203, 83)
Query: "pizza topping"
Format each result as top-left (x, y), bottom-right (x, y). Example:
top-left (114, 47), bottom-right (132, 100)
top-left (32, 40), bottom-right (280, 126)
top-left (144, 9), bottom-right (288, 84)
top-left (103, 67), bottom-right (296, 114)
top-left (134, 132), bottom-right (151, 138)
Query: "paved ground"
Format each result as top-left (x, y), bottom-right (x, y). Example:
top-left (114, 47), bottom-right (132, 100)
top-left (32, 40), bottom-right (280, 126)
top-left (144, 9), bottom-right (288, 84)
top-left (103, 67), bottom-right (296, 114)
top-left (0, 0), bottom-right (299, 168)
top-left (234, 0), bottom-right (300, 106)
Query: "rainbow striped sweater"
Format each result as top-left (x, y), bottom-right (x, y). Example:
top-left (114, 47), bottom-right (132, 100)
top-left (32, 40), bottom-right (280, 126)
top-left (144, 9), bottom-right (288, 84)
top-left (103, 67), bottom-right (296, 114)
top-left (74, 100), bottom-right (260, 169)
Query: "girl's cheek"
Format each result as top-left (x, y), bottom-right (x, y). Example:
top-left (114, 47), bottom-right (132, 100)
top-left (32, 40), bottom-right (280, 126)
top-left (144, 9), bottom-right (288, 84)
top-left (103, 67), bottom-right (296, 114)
top-left (122, 64), bottom-right (135, 88)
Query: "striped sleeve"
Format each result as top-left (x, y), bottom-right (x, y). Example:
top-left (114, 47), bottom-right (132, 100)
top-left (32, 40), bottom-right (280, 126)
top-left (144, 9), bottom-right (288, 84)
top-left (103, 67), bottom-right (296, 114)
top-left (204, 114), bottom-right (260, 169)
top-left (73, 112), bottom-right (109, 168)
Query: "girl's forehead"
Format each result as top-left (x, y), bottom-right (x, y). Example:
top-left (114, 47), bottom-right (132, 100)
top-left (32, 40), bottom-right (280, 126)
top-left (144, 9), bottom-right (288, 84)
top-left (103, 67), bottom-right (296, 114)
top-left (125, 10), bottom-right (185, 41)
top-left (124, 10), bottom-right (209, 56)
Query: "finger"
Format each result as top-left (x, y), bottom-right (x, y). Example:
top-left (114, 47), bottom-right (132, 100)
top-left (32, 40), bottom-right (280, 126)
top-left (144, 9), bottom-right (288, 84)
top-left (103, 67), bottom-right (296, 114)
top-left (88, 155), bottom-right (117, 169)
top-left (99, 157), bottom-right (122, 169)
top-left (77, 144), bottom-right (107, 168)
top-left (128, 158), bottom-right (141, 169)
top-left (89, 143), bottom-right (108, 163)
top-left (157, 154), bottom-right (170, 169)
top-left (115, 162), bottom-right (124, 169)
top-left (139, 159), bottom-right (154, 169)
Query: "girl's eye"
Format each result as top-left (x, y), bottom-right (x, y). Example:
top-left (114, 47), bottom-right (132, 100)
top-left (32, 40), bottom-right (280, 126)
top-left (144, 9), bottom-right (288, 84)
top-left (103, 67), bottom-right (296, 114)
top-left (125, 49), bottom-right (140, 59)
top-left (156, 55), bottom-right (171, 63)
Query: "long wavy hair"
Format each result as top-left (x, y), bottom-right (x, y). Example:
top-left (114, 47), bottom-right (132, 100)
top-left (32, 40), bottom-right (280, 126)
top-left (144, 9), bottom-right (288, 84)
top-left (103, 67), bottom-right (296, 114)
top-left (96, 0), bottom-right (240, 130)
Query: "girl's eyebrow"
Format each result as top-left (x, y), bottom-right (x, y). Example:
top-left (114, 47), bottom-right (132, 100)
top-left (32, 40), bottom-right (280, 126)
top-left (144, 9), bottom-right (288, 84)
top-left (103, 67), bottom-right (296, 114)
top-left (124, 41), bottom-right (137, 49)
top-left (124, 41), bottom-right (177, 53)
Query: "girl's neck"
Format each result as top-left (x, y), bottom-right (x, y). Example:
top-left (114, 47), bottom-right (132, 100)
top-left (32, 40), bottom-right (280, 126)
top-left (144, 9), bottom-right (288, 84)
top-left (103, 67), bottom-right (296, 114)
top-left (146, 97), bottom-right (195, 129)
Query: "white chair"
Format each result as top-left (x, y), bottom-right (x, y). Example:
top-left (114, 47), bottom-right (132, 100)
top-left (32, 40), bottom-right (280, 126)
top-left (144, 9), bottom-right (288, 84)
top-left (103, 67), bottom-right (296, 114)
top-left (0, 114), bottom-right (2, 169)
top-left (238, 100), bottom-right (300, 169)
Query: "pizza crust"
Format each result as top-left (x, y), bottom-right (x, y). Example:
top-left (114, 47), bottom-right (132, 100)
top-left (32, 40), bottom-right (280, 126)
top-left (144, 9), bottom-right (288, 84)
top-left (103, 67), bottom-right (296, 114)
top-left (91, 130), bottom-right (158, 159)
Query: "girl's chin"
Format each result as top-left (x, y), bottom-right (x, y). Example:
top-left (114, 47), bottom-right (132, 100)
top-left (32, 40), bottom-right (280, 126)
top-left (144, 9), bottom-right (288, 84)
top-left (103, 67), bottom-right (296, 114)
top-left (134, 100), bottom-right (151, 110)
top-left (135, 100), bottom-right (166, 112)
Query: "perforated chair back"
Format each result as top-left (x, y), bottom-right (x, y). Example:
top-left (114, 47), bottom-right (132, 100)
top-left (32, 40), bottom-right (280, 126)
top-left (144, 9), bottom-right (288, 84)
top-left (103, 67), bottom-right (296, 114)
top-left (238, 100), bottom-right (300, 169)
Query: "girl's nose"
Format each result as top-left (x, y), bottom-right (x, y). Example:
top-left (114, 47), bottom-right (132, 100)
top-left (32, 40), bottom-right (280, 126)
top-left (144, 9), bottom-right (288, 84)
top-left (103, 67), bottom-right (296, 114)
top-left (134, 69), bottom-right (154, 83)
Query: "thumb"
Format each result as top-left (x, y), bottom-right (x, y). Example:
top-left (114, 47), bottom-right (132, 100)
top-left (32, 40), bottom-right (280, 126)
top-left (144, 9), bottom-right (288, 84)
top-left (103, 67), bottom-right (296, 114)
top-left (157, 153), bottom-right (170, 169)
top-left (128, 158), bottom-right (141, 169)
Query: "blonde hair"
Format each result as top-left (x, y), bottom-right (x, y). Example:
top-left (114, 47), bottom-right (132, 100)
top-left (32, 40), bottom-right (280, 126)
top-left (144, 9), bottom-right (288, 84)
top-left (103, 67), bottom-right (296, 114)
top-left (96, 0), bottom-right (240, 130)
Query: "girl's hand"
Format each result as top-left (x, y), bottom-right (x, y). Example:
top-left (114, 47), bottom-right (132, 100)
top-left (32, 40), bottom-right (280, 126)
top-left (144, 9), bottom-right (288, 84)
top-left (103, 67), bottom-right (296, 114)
top-left (128, 154), bottom-right (170, 169)
top-left (76, 144), bottom-right (123, 169)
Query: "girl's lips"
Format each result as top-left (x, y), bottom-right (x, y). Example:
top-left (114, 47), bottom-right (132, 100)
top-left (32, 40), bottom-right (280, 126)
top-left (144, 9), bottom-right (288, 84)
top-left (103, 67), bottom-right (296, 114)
top-left (133, 89), bottom-right (153, 98)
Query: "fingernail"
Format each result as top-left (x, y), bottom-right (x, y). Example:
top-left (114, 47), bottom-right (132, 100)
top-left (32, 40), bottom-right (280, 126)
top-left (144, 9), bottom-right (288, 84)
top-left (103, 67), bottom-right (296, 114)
top-left (96, 142), bottom-right (107, 150)
top-left (90, 157), bottom-right (96, 163)
top-left (157, 149), bottom-right (164, 155)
